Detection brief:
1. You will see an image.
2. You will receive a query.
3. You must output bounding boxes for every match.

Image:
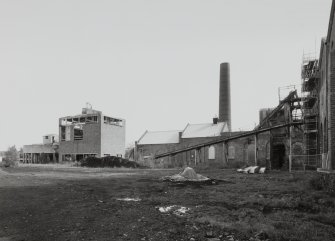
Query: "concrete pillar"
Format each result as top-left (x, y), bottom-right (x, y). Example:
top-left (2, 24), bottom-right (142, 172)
top-left (194, 150), bottom-right (197, 166)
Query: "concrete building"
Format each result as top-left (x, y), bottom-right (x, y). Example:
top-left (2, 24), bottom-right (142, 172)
top-left (58, 107), bottom-right (126, 162)
top-left (23, 134), bottom-right (59, 163)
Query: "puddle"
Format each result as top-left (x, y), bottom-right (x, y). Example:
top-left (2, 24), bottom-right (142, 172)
top-left (157, 205), bottom-right (190, 216)
top-left (116, 198), bottom-right (141, 202)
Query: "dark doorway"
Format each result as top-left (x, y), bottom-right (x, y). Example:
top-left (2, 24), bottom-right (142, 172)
top-left (272, 144), bottom-right (286, 169)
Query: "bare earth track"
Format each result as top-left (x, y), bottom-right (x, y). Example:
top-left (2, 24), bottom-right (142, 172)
top-left (0, 166), bottom-right (334, 241)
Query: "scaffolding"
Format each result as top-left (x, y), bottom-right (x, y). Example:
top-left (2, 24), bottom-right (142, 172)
top-left (301, 54), bottom-right (320, 168)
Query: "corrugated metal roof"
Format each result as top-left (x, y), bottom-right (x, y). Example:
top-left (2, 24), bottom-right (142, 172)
top-left (181, 122), bottom-right (227, 138)
top-left (138, 130), bottom-right (181, 145)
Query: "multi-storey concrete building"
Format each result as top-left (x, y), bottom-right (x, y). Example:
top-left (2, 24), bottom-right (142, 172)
top-left (58, 107), bottom-right (126, 162)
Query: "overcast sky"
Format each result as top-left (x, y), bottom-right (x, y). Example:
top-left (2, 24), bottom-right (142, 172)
top-left (0, 0), bottom-right (332, 150)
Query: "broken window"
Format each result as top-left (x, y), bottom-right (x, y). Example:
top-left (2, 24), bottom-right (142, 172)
top-left (74, 125), bottom-right (83, 140)
top-left (86, 115), bottom-right (98, 123)
top-left (61, 119), bottom-right (67, 126)
top-left (61, 125), bottom-right (71, 141)
top-left (66, 118), bottom-right (73, 125)
top-left (61, 126), bottom-right (66, 141)
top-left (104, 116), bottom-right (123, 126)
top-left (86, 116), bottom-right (93, 123)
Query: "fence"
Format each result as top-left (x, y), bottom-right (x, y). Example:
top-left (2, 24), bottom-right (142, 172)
top-left (289, 154), bottom-right (322, 172)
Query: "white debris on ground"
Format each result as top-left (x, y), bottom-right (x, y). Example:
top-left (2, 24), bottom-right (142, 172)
top-left (237, 166), bottom-right (266, 174)
top-left (161, 167), bottom-right (210, 182)
top-left (116, 198), bottom-right (141, 202)
top-left (158, 205), bottom-right (176, 213)
top-left (157, 205), bottom-right (191, 216)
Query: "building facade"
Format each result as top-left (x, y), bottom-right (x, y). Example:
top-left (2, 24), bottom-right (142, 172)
top-left (314, 0), bottom-right (335, 172)
top-left (58, 107), bottom-right (126, 162)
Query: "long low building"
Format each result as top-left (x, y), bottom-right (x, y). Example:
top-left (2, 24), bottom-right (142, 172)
top-left (23, 134), bottom-right (59, 163)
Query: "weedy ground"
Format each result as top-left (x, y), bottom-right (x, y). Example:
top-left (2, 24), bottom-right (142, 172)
top-left (0, 165), bottom-right (334, 241)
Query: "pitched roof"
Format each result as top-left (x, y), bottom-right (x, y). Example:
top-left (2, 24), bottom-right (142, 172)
top-left (137, 130), bottom-right (181, 145)
top-left (181, 122), bottom-right (227, 138)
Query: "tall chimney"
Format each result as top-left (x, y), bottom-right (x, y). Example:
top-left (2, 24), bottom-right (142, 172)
top-left (219, 62), bottom-right (231, 131)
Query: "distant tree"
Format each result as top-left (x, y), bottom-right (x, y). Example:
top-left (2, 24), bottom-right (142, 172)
top-left (3, 145), bottom-right (19, 167)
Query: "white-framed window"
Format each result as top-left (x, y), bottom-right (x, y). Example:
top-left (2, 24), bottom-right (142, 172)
top-left (208, 146), bottom-right (215, 160)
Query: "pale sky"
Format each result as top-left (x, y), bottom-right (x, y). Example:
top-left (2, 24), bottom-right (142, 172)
top-left (0, 0), bottom-right (332, 150)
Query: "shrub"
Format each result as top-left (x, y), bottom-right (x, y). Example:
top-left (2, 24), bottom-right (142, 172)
top-left (2, 145), bottom-right (19, 167)
top-left (80, 156), bottom-right (141, 168)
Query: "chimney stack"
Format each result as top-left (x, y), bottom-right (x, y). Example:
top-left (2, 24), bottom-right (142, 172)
top-left (219, 62), bottom-right (231, 131)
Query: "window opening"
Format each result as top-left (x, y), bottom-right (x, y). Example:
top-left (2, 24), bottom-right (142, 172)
top-left (74, 125), bottom-right (83, 140)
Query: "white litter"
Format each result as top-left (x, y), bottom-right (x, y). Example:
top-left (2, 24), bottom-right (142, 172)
top-left (237, 166), bottom-right (266, 174)
top-left (249, 166), bottom-right (259, 174)
top-left (157, 205), bottom-right (190, 216)
top-left (158, 205), bottom-right (177, 213)
top-left (116, 198), bottom-right (141, 202)
top-left (174, 206), bottom-right (190, 216)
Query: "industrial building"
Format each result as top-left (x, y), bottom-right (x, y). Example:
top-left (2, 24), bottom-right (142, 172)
top-left (58, 107), bottom-right (126, 162)
top-left (134, 63), bottom-right (305, 170)
top-left (310, 0), bottom-right (335, 172)
top-left (22, 106), bottom-right (126, 163)
top-left (135, 0), bottom-right (335, 172)
top-left (133, 51), bottom-right (317, 170)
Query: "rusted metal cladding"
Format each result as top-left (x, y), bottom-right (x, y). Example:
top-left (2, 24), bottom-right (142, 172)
top-left (219, 62), bottom-right (231, 131)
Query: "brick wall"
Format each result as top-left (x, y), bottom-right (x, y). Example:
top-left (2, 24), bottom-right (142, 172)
top-left (59, 121), bottom-right (101, 159)
top-left (330, 50), bottom-right (335, 169)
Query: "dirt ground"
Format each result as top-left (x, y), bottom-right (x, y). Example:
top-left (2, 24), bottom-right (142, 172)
top-left (0, 165), bottom-right (335, 241)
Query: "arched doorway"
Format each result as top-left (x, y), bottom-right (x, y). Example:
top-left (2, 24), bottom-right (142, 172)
top-left (272, 143), bottom-right (286, 169)
top-left (208, 146), bottom-right (215, 160)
